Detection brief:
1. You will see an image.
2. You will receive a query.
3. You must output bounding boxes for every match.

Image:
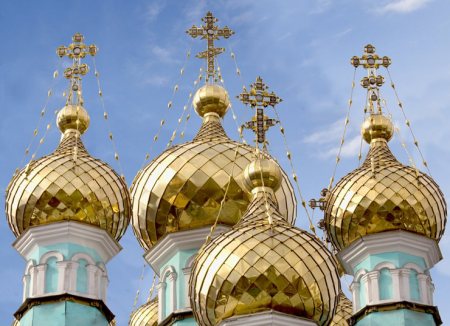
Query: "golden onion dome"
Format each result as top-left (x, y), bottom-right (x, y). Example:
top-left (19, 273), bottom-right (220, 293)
top-left (330, 291), bottom-right (353, 326)
top-left (193, 84), bottom-right (230, 118)
top-left (130, 88), bottom-right (297, 251)
top-left (57, 104), bottom-right (90, 135)
top-left (243, 159), bottom-right (282, 192)
top-left (129, 297), bottom-right (158, 326)
top-left (324, 113), bottom-right (447, 251)
top-left (189, 159), bottom-right (340, 326)
top-left (5, 105), bottom-right (131, 241)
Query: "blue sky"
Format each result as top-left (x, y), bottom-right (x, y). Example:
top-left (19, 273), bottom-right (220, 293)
top-left (1, 0), bottom-right (450, 325)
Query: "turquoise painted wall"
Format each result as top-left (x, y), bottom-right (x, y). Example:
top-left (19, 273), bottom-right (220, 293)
top-left (29, 242), bottom-right (103, 264)
top-left (409, 270), bottom-right (421, 301)
top-left (19, 302), bottom-right (109, 326)
top-left (355, 309), bottom-right (436, 326)
top-left (355, 252), bottom-right (426, 274)
top-left (76, 259), bottom-right (89, 294)
top-left (378, 268), bottom-right (393, 300)
top-left (45, 257), bottom-right (59, 293)
top-left (359, 277), bottom-right (366, 307)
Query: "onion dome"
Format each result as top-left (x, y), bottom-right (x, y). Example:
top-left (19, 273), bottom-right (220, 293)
top-left (129, 297), bottom-right (158, 326)
top-left (131, 84), bottom-right (297, 251)
top-left (324, 113), bottom-right (447, 251)
top-left (189, 158), bottom-right (340, 326)
top-left (330, 291), bottom-right (352, 326)
top-left (5, 105), bottom-right (131, 241)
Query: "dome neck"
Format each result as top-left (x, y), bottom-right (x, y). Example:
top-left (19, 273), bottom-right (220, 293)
top-left (193, 112), bottom-right (230, 142)
top-left (361, 138), bottom-right (399, 170)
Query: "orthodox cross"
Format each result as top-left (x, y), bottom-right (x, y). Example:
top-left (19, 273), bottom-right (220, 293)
top-left (186, 12), bottom-right (235, 82)
top-left (238, 77), bottom-right (281, 149)
top-left (351, 44), bottom-right (391, 113)
top-left (56, 33), bottom-right (98, 106)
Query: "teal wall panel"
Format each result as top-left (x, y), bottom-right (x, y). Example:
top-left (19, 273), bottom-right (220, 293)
top-left (45, 257), bottom-right (59, 293)
top-left (355, 252), bottom-right (426, 274)
top-left (355, 309), bottom-right (436, 326)
top-left (409, 270), bottom-right (421, 301)
top-left (378, 268), bottom-right (393, 300)
top-left (76, 259), bottom-right (89, 294)
top-left (29, 242), bottom-right (103, 264)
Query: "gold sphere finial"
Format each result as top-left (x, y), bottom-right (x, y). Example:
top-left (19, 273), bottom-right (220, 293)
top-left (361, 114), bottom-right (394, 144)
top-left (243, 159), bottom-right (282, 193)
top-left (193, 84), bottom-right (230, 118)
top-left (56, 104), bottom-right (90, 134)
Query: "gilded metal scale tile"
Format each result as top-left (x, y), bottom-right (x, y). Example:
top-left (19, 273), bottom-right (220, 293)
top-left (131, 115), bottom-right (297, 251)
top-left (189, 192), bottom-right (340, 326)
top-left (129, 297), bottom-right (158, 326)
top-left (5, 131), bottom-right (131, 241)
top-left (325, 139), bottom-right (447, 251)
top-left (330, 291), bottom-right (352, 326)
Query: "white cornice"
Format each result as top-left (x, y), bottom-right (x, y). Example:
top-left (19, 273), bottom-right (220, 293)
top-left (144, 225), bottom-right (230, 275)
top-left (13, 221), bottom-right (122, 263)
top-left (337, 231), bottom-right (442, 274)
top-left (216, 310), bottom-right (317, 326)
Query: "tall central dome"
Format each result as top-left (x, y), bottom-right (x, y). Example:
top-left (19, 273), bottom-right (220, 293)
top-left (131, 84), bottom-right (297, 251)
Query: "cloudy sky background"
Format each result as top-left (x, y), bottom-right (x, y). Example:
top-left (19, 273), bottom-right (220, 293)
top-left (1, 0), bottom-right (450, 324)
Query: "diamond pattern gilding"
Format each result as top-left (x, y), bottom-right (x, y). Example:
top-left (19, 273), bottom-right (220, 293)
top-left (131, 117), bottom-right (297, 251)
top-left (330, 291), bottom-right (352, 326)
top-left (5, 132), bottom-right (131, 241)
top-left (190, 192), bottom-right (339, 326)
top-left (129, 297), bottom-right (158, 326)
top-left (325, 140), bottom-right (447, 251)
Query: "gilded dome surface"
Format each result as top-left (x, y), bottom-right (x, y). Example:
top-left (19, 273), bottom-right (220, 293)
top-left (129, 297), bottom-right (158, 326)
top-left (131, 113), bottom-right (297, 251)
top-left (243, 159), bottom-right (282, 192)
top-left (5, 111), bottom-right (131, 241)
top-left (194, 84), bottom-right (230, 118)
top-left (330, 291), bottom-right (352, 326)
top-left (189, 187), bottom-right (340, 325)
top-left (325, 114), bottom-right (447, 251)
top-left (361, 114), bottom-right (393, 144)
top-left (57, 104), bottom-right (90, 134)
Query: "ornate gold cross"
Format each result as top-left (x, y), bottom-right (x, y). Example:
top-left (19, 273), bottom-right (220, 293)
top-left (186, 12), bottom-right (235, 82)
top-left (238, 77), bottom-right (282, 147)
top-left (56, 33), bottom-right (98, 106)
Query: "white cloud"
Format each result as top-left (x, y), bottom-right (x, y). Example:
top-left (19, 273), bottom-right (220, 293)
top-left (146, 1), bottom-right (166, 22)
top-left (334, 28), bottom-right (352, 39)
top-left (380, 0), bottom-right (437, 13)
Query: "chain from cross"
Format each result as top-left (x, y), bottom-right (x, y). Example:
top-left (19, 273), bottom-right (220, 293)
top-left (186, 12), bottom-right (235, 82)
top-left (238, 77), bottom-right (282, 148)
top-left (351, 44), bottom-right (391, 114)
top-left (56, 33), bottom-right (98, 106)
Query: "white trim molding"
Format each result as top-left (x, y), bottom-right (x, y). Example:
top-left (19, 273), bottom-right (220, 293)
top-left (182, 253), bottom-right (197, 309)
top-left (337, 231), bottom-right (442, 275)
top-left (216, 310), bottom-right (317, 326)
top-left (13, 221), bottom-right (122, 263)
top-left (144, 225), bottom-right (230, 274)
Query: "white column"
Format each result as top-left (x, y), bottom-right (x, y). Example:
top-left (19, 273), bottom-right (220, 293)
top-left (56, 261), bottom-right (70, 293)
top-left (157, 282), bottom-right (167, 322)
top-left (428, 281), bottom-right (435, 305)
top-left (168, 272), bottom-right (178, 313)
top-left (351, 281), bottom-right (361, 313)
top-left (417, 273), bottom-right (430, 305)
top-left (182, 267), bottom-right (191, 309)
top-left (367, 271), bottom-right (380, 305)
top-left (29, 266), bottom-right (37, 297)
top-left (361, 274), bottom-right (371, 306)
top-left (390, 269), bottom-right (402, 301)
top-left (22, 275), bottom-right (28, 301)
top-left (399, 268), bottom-right (411, 301)
top-left (101, 276), bottom-right (109, 303)
top-left (86, 265), bottom-right (102, 297)
top-left (35, 264), bottom-right (47, 295)
top-left (68, 261), bottom-right (79, 292)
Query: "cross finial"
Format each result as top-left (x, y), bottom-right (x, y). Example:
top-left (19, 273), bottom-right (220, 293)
top-left (186, 12), bottom-right (235, 82)
top-left (56, 33), bottom-right (98, 106)
top-left (238, 77), bottom-right (281, 150)
top-left (351, 44), bottom-right (391, 114)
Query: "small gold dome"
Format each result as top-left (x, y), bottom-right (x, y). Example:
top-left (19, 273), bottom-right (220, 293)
top-left (193, 84), bottom-right (230, 118)
top-left (324, 115), bottom-right (447, 250)
top-left (5, 131), bottom-right (131, 241)
top-left (330, 291), bottom-right (352, 326)
top-left (129, 297), bottom-right (158, 326)
top-left (57, 104), bottom-right (90, 134)
top-left (190, 184), bottom-right (340, 326)
top-left (243, 159), bottom-right (282, 193)
top-left (361, 114), bottom-right (394, 144)
top-left (131, 114), bottom-right (297, 251)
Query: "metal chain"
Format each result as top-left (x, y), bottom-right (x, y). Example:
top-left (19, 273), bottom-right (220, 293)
top-left (92, 57), bottom-right (126, 182)
top-left (358, 90), bottom-right (370, 167)
top-left (386, 67), bottom-right (432, 176)
top-left (226, 39), bottom-right (246, 90)
top-left (327, 68), bottom-right (357, 194)
top-left (147, 273), bottom-right (157, 302)
top-left (129, 263), bottom-right (146, 318)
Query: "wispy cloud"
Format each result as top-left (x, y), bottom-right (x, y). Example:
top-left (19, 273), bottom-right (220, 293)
top-left (152, 46), bottom-right (180, 65)
top-left (379, 0), bottom-right (437, 13)
top-left (145, 0), bottom-right (166, 22)
top-left (334, 28), bottom-right (352, 39)
top-left (310, 0), bottom-right (332, 14)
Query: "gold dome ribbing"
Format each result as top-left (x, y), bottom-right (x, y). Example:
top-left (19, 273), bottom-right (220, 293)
top-left (131, 99), bottom-right (297, 251)
top-left (324, 113), bottom-right (447, 250)
top-left (189, 160), bottom-right (340, 326)
top-left (129, 297), bottom-right (159, 326)
top-left (330, 291), bottom-right (352, 326)
top-left (5, 106), bottom-right (131, 241)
